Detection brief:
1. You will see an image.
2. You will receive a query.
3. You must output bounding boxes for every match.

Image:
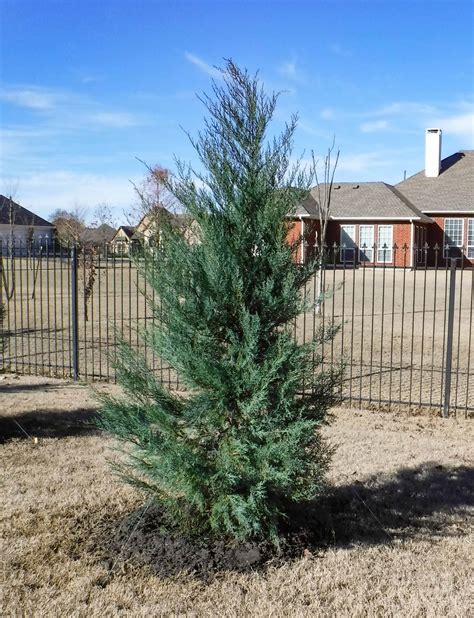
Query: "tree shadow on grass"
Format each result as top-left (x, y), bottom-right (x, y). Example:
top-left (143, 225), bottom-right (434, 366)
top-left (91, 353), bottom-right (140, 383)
top-left (0, 382), bottom-right (70, 395)
top-left (0, 407), bottom-right (100, 442)
top-left (291, 463), bottom-right (474, 547)
top-left (89, 462), bottom-right (473, 581)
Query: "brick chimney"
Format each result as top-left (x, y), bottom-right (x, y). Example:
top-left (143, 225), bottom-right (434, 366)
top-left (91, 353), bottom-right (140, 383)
top-left (425, 128), bottom-right (442, 177)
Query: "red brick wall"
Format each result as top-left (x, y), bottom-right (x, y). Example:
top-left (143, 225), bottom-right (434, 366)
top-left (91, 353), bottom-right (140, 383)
top-left (286, 219), bottom-right (304, 263)
top-left (285, 218), bottom-right (474, 267)
top-left (286, 219), bottom-right (320, 263)
top-left (325, 220), bottom-right (418, 267)
top-left (304, 220), bottom-right (320, 261)
top-left (426, 215), bottom-right (474, 266)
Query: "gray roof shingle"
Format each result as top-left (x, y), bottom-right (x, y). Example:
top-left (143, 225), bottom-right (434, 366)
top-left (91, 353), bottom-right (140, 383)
top-left (116, 225), bottom-right (135, 238)
top-left (294, 182), bottom-right (431, 222)
top-left (395, 151), bottom-right (474, 213)
top-left (80, 224), bottom-right (116, 244)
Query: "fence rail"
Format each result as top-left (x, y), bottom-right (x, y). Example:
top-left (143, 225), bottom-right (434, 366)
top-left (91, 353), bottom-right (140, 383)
top-left (0, 241), bottom-right (473, 417)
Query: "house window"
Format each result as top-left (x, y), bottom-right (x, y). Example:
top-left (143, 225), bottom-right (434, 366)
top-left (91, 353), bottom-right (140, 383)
top-left (468, 219), bottom-right (474, 259)
top-left (340, 225), bottom-right (356, 263)
top-left (444, 218), bottom-right (464, 257)
top-left (359, 225), bottom-right (374, 262)
top-left (416, 226), bottom-right (427, 264)
top-left (377, 225), bottom-right (393, 263)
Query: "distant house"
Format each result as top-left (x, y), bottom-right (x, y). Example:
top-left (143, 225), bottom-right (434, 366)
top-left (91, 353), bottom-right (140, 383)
top-left (0, 195), bottom-right (54, 253)
top-left (289, 182), bottom-right (430, 267)
top-left (110, 206), bottom-right (196, 253)
top-left (396, 129), bottom-right (474, 265)
top-left (109, 225), bottom-right (135, 252)
top-left (80, 223), bottom-right (116, 248)
top-left (130, 207), bottom-right (175, 246)
top-left (289, 129), bottom-right (474, 267)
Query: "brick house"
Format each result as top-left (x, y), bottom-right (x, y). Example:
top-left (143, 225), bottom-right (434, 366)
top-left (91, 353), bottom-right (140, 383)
top-left (288, 182), bottom-right (431, 267)
top-left (289, 129), bottom-right (473, 267)
top-left (396, 129), bottom-right (474, 266)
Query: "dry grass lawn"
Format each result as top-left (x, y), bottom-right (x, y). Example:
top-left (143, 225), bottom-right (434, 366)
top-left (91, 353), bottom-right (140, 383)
top-left (1, 374), bottom-right (473, 616)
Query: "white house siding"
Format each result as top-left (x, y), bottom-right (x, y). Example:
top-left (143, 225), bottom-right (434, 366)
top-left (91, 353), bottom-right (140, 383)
top-left (0, 225), bottom-right (53, 254)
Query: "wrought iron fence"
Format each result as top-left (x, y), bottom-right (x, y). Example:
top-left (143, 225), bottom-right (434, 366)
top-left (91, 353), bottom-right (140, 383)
top-left (0, 241), bottom-right (472, 417)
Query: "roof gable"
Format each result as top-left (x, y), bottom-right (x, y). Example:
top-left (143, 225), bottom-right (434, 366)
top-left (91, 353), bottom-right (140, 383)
top-left (135, 206), bottom-right (173, 234)
top-left (395, 151), bottom-right (474, 213)
top-left (0, 195), bottom-right (53, 227)
top-left (80, 224), bottom-right (116, 243)
top-left (112, 225), bottom-right (135, 240)
top-left (294, 182), bottom-right (431, 222)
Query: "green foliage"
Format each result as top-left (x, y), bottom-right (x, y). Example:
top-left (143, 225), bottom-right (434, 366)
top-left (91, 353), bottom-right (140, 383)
top-left (98, 61), bottom-right (340, 543)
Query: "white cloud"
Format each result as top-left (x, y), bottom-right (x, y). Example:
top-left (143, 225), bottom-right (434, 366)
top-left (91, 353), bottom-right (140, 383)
top-left (278, 58), bottom-right (301, 81)
top-left (330, 43), bottom-right (352, 58)
top-left (360, 120), bottom-right (389, 133)
top-left (88, 112), bottom-right (142, 128)
top-left (337, 152), bottom-right (392, 174)
top-left (0, 84), bottom-right (146, 134)
top-left (1, 170), bottom-right (139, 220)
top-left (277, 55), bottom-right (308, 85)
top-left (323, 100), bottom-right (473, 144)
top-left (0, 87), bottom-right (58, 110)
top-left (373, 102), bottom-right (437, 117)
top-left (290, 150), bottom-right (391, 181)
top-left (432, 112), bottom-right (474, 138)
top-left (279, 60), bottom-right (297, 79)
top-left (322, 101), bottom-right (439, 123)
top-left (81, 76), bottom-right (100, 84)
top-left (0, 126), bottom-right (63, 173)
top-left (365, 102), bottom-right (474, 144)
top-left (184, 53), bottom-right (222, 79)
top-left (321, 107), bottom-right (335, 120)
top-left (297, 119), bottom-right (332, 140)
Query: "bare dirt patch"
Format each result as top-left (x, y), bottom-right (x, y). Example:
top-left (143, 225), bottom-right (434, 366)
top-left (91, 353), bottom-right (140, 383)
top-left (1, 374), bottom-right (473, 616)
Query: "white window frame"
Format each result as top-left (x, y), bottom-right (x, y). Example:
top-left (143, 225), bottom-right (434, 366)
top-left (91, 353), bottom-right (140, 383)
top-left (340, 224), bottom-right (356, 263)
top-left (377, 225), bottom-right (393, 263)
top-left (467, 219), bottom-right (474, 259)
top-left (359, 225), bottom-right (374, 262)
top-left (444, 218), bottom-right (464, 257)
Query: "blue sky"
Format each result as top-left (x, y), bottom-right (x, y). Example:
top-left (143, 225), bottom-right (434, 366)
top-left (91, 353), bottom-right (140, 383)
top-left (1, 0), bottom-right (473, 223)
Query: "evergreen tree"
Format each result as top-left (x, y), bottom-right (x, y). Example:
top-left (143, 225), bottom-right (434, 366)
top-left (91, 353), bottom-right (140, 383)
top-left (98, 61), bottom-right (340, 543)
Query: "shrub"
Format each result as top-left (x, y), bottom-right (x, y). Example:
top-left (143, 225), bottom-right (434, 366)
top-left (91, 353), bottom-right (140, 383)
top-left (98, 61), bottom-right (340, 544)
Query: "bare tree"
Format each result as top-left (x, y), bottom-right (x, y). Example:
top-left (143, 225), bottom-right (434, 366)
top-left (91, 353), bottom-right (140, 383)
top-left (0, 192), bottom-right (19, 251)
top-left (310, 140), bottom-right (340, 313)
top-left (0, 178), bottom-right (20, 248)
top-left (86, 203), bottom-right (118, 245)
top-left (125, 163), bottom-right (178, 226)
top-left (0, 194), bottom-right (18, 300)
top-left (1, 188), bottom-right (49, 254)
top-left (50, 205), bottom-right (87, 245)
top-left (91, 202), bottom-right (117, 228)
top-left (1, 192), bottom-right (46, 301)
top-left (312, 139), bottom-right (340, 251)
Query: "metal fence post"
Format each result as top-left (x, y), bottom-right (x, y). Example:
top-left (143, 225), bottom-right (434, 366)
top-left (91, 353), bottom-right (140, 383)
top-left (71, 245), bottom-right (79, 381)
top-left (443, 258), bottom-right (457, 417)
top-left (0, 241), bottom-right (4, 374)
